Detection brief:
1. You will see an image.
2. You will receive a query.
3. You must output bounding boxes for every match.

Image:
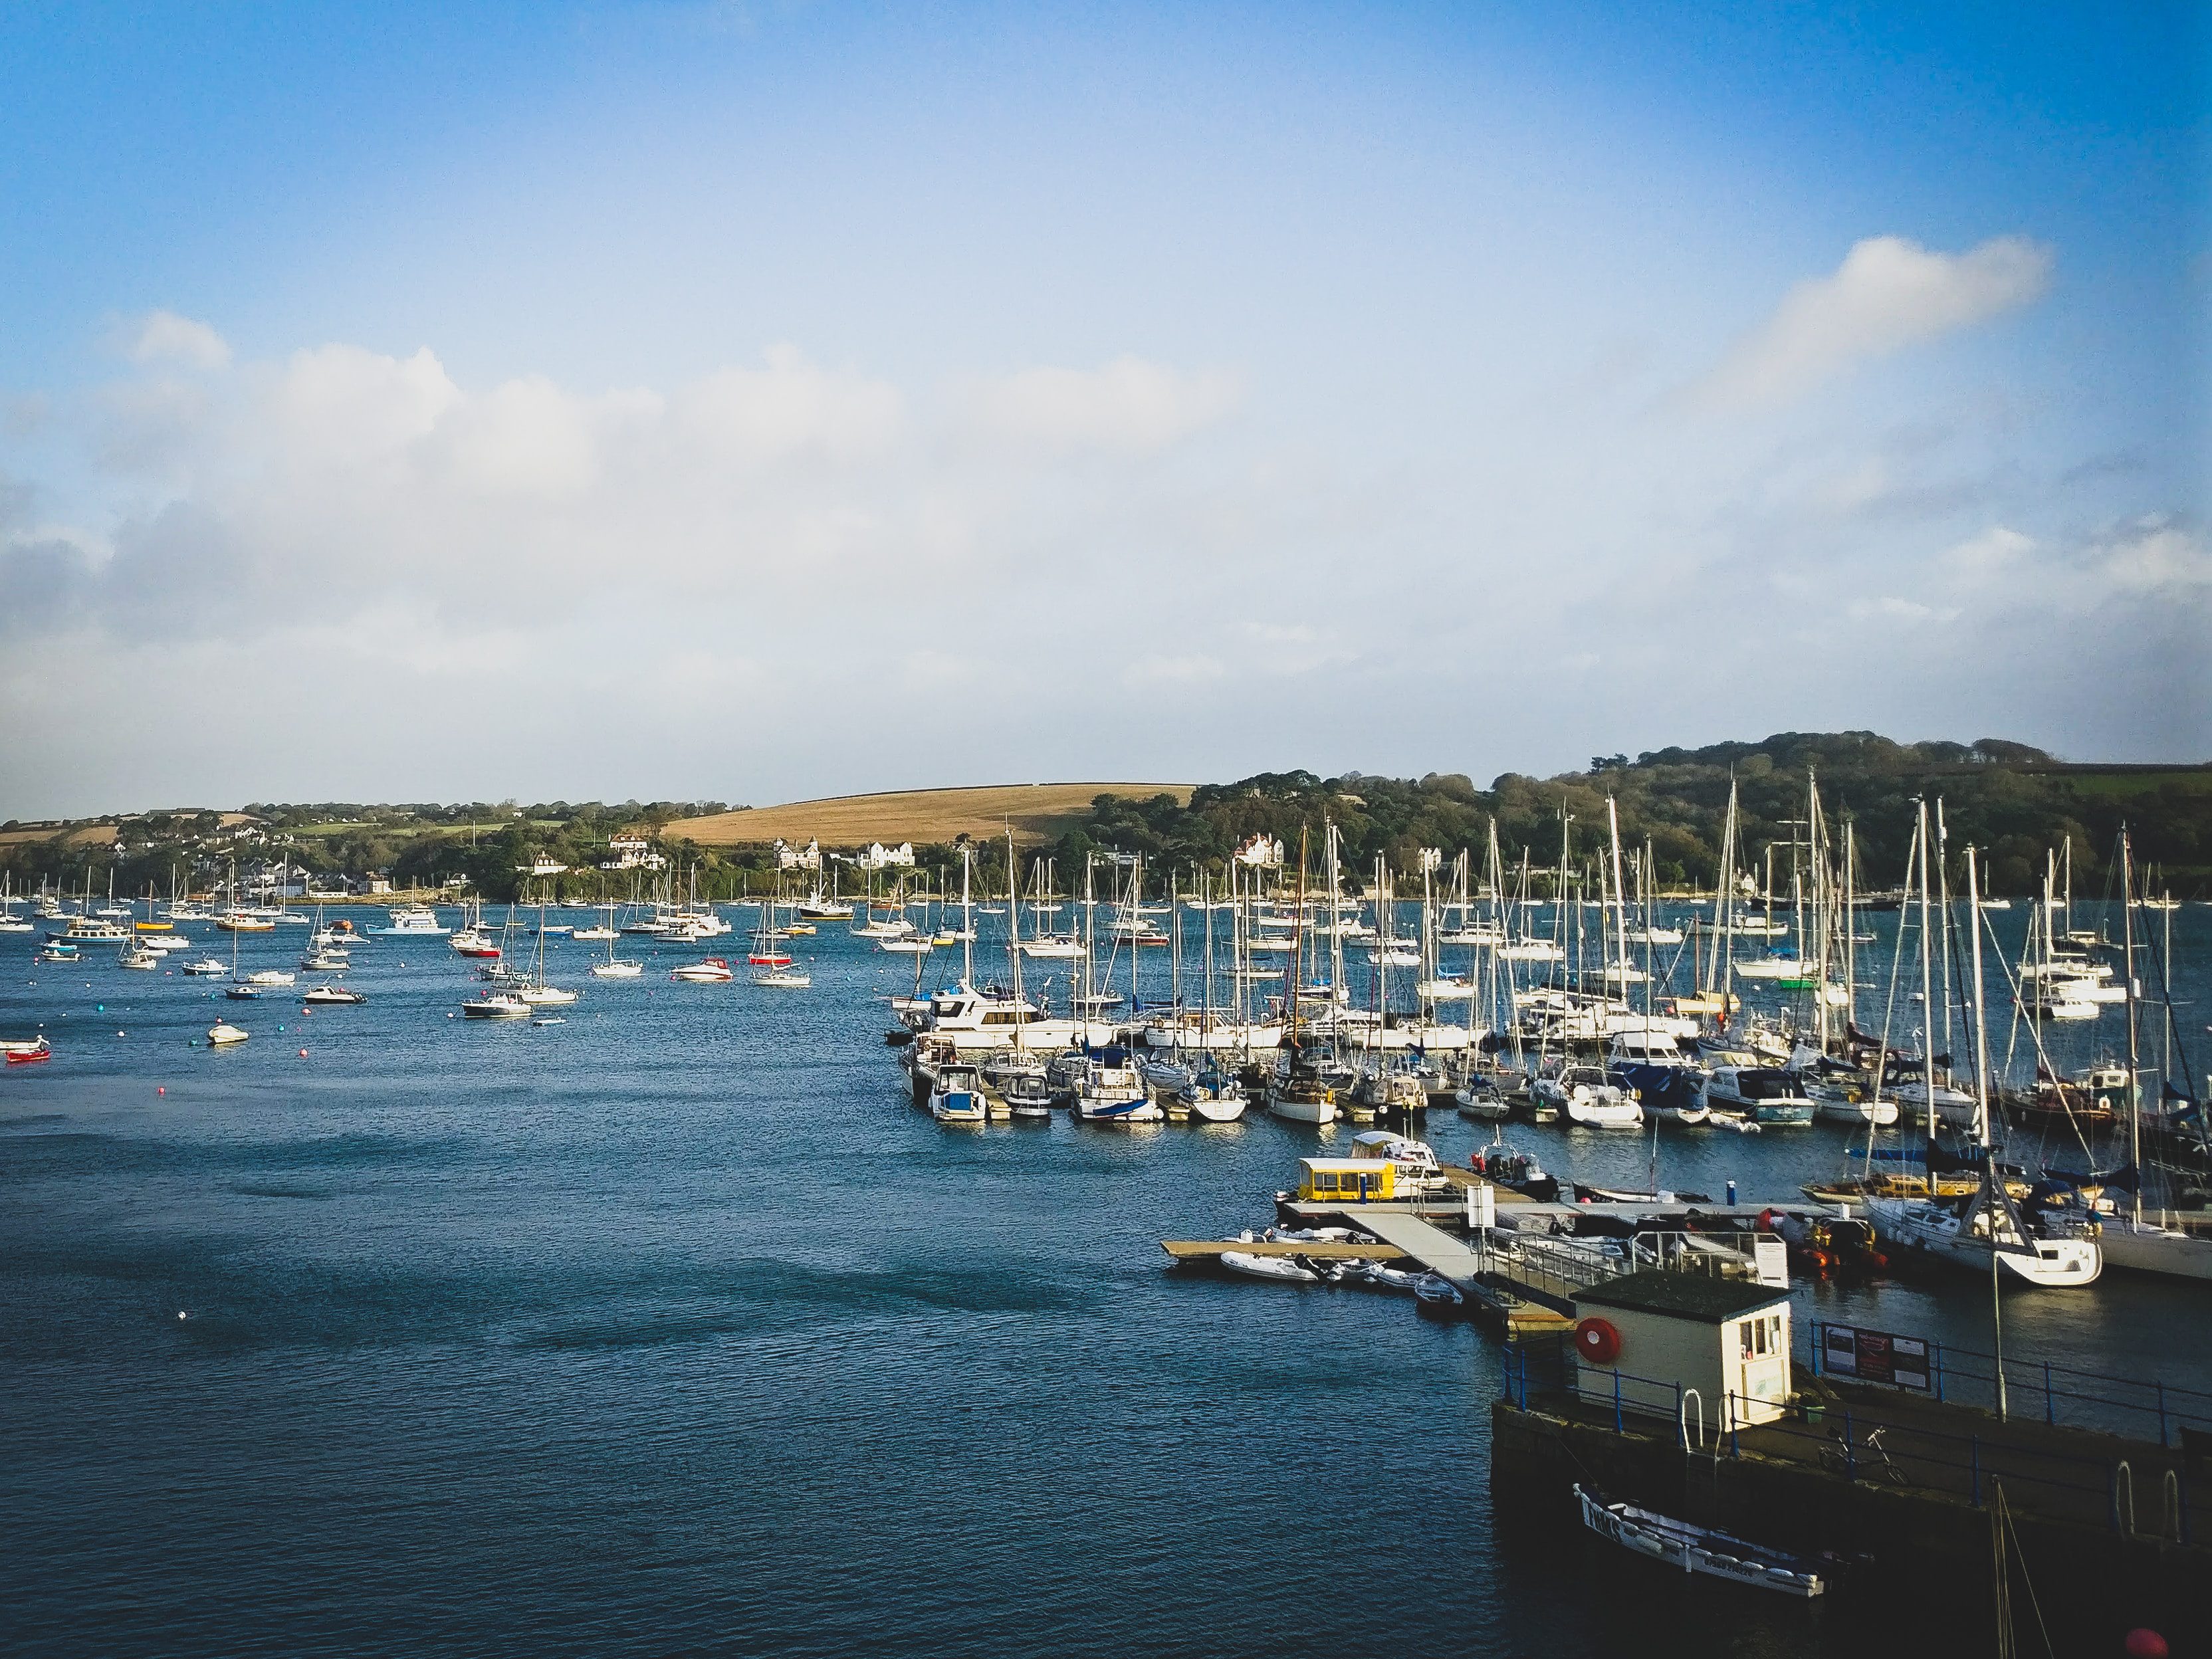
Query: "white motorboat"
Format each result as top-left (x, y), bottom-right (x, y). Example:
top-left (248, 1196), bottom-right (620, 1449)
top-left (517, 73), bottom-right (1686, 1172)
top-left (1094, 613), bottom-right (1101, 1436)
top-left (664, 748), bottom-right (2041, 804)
top-left (518, 984), bottom-right (579, 1006)
top-left (1866, 1170), bottom-right (2101, 1287)
top-left (1075, 1057), bottom-right (1159, 1123)
top-left (245, 970), bottom-right (296, 987)
top-left (909, 982), bottom-right (1081, 1055)
top-left (1576, 1486), bottom-right (1824, 1598)
top-left (213, 911), bottom-right (276, 933)
top-left (374, 907), bottom-right (449, 937)
top-left (1018, 935), bottom-right (1084, 960)
top-left (590, 960), bottom-right (644, 978)
top-left (205, 1022), bottom-right (251, 1046)
top-left (1218, 1251), bottom-right (1319, 1284)
top-left (118, 939), bottom-right (160, 970)
top-left (1535, 1065), bottom-right (1643, 1128)
top-left (929, 1061), bottom-right (990, 1124)
top-left (752, 967), bottom-right (812, 988)
top-left (301, 984), bottom-right (366, 1005)
top-left (53, 915), bottom-right (132, 945)
top-left (669, 957), bottom-right (734, 983)
top-left (180, 958), bottom-right (229, 976)
top-left (1177, 1067), bottom-right (1248, 1123)
top-left (1810, 1086), bottom-right (1900, 1127)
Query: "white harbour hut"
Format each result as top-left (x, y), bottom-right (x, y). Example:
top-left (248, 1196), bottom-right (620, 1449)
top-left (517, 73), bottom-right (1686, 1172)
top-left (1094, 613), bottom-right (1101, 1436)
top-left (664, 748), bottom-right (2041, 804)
top-left (1569, 1271), bottom-right (1795, 1433)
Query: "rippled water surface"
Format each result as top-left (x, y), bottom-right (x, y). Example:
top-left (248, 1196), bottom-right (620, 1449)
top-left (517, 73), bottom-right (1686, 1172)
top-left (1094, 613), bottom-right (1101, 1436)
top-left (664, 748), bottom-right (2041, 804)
top-left (3, 903), bottom-right (2205, 1656)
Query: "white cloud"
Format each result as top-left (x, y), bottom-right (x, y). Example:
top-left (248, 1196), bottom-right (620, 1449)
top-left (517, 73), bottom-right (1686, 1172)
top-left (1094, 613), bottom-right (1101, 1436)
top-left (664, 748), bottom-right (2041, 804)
top-left (1700, 235), bottom-right (2052, 407)
top-left (1940, 524), bottom-right (2035, 579)
top-left (959, 356), bottom-right (1240, 453)
top-left (1845, 596), bottom-right (1961, 625)
top-left (122, 310), bottom-right (232, 370)
top-left (2092, 518), bottom-right (2211, 594)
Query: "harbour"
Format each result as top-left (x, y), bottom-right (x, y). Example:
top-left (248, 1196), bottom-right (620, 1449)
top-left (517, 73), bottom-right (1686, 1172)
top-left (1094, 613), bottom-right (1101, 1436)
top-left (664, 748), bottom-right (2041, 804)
top-left (7, 831), bottom-right (2206, 1654)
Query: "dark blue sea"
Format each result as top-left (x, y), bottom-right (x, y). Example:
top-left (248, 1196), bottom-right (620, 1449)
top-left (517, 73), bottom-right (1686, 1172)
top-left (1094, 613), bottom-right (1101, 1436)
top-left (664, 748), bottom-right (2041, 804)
top-left (3, 901), bottom-right (2205, 1656)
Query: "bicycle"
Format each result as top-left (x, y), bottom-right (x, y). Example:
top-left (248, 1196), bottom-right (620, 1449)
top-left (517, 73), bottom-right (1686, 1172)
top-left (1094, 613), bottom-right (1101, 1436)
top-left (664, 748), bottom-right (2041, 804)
top-left (1819, 1422), bottom-right (1912, 1486)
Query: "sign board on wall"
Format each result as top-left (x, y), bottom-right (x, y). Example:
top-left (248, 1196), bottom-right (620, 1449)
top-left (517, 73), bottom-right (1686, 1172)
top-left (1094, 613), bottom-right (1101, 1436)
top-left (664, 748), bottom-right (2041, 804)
top-left (1821, 1324), bottom-right (1932, 1392)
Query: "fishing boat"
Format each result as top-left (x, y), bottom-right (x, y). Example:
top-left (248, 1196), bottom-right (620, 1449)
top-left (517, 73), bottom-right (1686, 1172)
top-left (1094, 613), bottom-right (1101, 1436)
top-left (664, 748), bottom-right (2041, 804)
top-left (205, 1022), bottom-right (251, 1046)
top-left (1218, 1251), bottom-right (1321, 1284)
top-left (180, 957), bottom-right (228, 976)
top-left (669, 956), bottom-right (734, 983)
top-left (3, 1035), bottom-right (51, 1063)
top-left (1575, 1486), bottom-right (1825, 1598)
top-left (449, 928), bottom-right (500, 958)
top-left (301, 983), bottom-right (367, 1005)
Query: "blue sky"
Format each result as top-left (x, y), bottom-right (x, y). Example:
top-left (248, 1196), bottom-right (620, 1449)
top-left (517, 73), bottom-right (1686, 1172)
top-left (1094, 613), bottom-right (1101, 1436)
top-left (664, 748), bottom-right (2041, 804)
top-left (1, 3), bottom-right (2204, 815)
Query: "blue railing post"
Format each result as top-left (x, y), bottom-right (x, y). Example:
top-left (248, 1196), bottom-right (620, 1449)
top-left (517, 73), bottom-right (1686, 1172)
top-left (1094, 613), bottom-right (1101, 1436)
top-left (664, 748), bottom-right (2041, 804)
top-left (1613, 1369), bottom-right (1624, 1433)
top-left (1811, 1321), bottom-right (1823, 1379)
top-left (1971, 1436), bottom-right (1981, 1508)
top-left (1934, 1343), bottom-right (1945, 1404)
top-left (1844, 1411), bottom-right (1857, 1482)
top-left (2045, 1363), bottom-right (2054, 1427)
top-left (1729, 1396), bottom-right (1740, 1458)
top-left (2157, 1383), bottom-right (2168, 1448)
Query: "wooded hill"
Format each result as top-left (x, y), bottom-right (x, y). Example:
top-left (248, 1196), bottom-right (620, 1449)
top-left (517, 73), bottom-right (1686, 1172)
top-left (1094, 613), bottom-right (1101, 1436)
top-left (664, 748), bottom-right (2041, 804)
top-left (1046, 734), bottom-right (2211, 899)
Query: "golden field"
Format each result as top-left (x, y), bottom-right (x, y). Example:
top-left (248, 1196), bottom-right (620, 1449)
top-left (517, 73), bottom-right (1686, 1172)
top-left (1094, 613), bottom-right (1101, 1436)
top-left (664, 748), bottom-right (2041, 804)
top-left (666, 783), bottom-right (1193, 848)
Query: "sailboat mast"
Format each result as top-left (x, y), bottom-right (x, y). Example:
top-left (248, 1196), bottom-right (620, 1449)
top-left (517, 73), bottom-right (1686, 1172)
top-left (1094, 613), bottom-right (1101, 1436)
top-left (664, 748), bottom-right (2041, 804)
top-left (2121, 827), bottom-right (2142, 1226)
top-left (1916, 801), bottom-right (1937, 1145)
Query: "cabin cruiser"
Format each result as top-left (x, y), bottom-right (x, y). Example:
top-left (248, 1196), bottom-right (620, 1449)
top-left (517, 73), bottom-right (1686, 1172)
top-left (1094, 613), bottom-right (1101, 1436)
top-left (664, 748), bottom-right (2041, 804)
top-left (905, 981), bottom-right (1081, 1055)
top-left (669, 957), bottom-right (734, 983)
top-left (930, 1061), bottom-right (991, 1124)
top-left (1605, 1029), bottom-right (1708, 1125)
top-left (302, 983), bottom-right (367, 1005)
top-left (1533, 1063), bottom-right (1643, 1128)
top-left (461, 990), bottom-right (532, 1018)
top-left (374, 906), bottom-right (448, 937)
top-left (51, 915), bottom-right (132, 946)
top-left (1700, 1066), bottom-right (1816, 1126)
top-left (1074, 1049), bottom-right (1158, 1123)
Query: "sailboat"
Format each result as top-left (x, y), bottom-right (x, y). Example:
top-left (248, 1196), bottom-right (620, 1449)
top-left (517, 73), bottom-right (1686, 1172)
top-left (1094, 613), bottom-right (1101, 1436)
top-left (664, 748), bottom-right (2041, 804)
top-left (518, 897), bottom-right (579, 1005)
top-left (1866, 841), bottom-right (2101, 1287)
top-left (587, 900), bottom-right (643, 978)
top-left (748, 883), bottom-right (810, 988)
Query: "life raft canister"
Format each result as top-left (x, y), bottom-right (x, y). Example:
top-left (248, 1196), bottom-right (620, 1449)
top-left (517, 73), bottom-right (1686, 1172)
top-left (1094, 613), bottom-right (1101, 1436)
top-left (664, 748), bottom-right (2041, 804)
top-left (1574, 1316), bottom-right (1622, 1365)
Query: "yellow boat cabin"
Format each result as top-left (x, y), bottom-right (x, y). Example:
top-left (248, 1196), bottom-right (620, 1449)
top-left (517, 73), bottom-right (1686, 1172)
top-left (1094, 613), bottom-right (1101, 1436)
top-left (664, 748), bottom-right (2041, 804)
top-left (1297, 1158), bottom-right (1396, 1203)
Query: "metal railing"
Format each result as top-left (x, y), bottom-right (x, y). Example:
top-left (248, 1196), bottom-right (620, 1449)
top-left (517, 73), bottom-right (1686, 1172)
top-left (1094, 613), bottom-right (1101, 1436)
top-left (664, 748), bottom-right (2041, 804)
top-left (1472, 1228), bottom-right (1779, 1302)
top-left (1498, 1346), bottom-right (2194, 1545)
top-left (1806, 1321), bottom-right (2212, 1448)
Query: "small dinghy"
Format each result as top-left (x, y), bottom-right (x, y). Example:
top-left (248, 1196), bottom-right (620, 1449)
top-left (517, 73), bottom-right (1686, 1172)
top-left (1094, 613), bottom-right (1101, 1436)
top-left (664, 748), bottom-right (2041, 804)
top-left (1218, 1251), bottom-right (1321, 1284)
top-left (3, 1036), bottom-right (51, 1064)
top-left (1413, 1273), bottom-right (1466, 1317)
top-left (1576, 1485), bottom-right (1825, 1598)
top-left (1345, 1261), bottom-right (1424, 1294)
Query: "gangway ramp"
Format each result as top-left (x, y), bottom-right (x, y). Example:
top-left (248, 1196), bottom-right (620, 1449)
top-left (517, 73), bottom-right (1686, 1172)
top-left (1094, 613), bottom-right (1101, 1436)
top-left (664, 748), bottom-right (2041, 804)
top-left (1345, 1210), bottom-right (1575, 1341)
top-left (1345, 1211), bottom-right (1485, 1286)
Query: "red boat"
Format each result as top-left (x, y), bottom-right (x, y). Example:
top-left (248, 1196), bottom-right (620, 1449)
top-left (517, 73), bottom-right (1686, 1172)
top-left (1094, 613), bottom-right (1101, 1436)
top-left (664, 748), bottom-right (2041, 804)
top-left (4, 1037), bottom-right (52, 1065)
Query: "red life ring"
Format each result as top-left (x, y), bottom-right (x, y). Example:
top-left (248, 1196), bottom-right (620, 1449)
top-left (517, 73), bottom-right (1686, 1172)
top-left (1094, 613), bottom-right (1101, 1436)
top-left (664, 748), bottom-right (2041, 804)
top-left (1575, 1316), bottom-right (1622, 1365)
